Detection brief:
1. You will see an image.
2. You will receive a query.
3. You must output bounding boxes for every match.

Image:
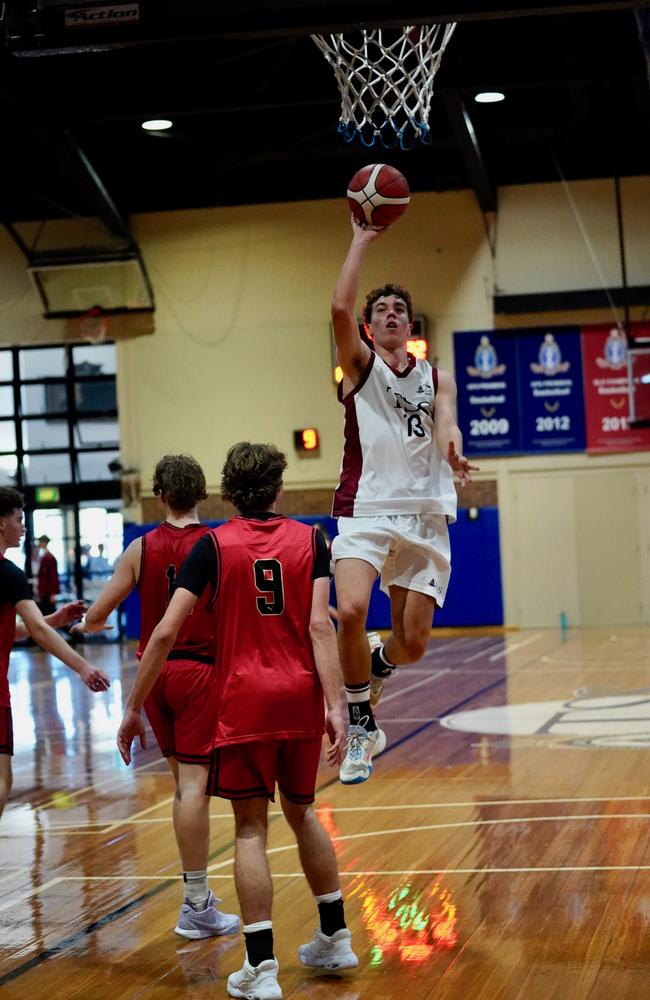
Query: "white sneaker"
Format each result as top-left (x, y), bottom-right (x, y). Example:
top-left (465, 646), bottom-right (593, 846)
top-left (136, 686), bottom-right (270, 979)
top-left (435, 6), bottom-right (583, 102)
top-left (227, 957), bottom-right (282, 999)
top-left (368, 632), bottom-right (398, 707)
top-left (299, 927), bottom-right (359, 970)
top-left (339, 724), bottom-right (386, 784)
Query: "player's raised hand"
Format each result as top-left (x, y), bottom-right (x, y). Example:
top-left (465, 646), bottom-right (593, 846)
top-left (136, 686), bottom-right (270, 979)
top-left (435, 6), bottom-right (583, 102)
top-left (79, 663), bottom-right (111, 692)
top-left (325, 704), bottom-right (347, 765)
top-left (350, 214), bottom-right (386, 240)
top-left (117, 708), bottom-right (147, 765)
top-left (447, 441), bottom-right (479, 487)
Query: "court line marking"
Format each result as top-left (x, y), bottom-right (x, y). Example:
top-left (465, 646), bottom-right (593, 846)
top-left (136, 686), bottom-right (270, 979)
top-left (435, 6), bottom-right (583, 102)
top-left (34, 757), bottom-right (163, 811)
top-left (0, 877), bottom-right (63, 914)
top-left (27, 864), bottom-right (650, 882)
top-left (376, 668), bottom-right (448, 705)
top-left (462, 639), bottom-right (506, 663)
top-left (488, 633), bottom-right (541, 661)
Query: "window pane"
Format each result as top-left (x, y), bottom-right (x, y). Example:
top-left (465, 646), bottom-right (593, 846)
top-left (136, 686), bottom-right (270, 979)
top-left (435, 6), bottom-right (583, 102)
top-left (0, 422), bottom-right (16, 452)
top-left (78, 450), bottom-right (119, 481)
top-left (75, 378), bottom-right (116, 414)
top-left (23, 452), bottom-right (71, 484)
top-left (22, 419), bottom-right (69, 451)
top-left (72, 344), bottom-right (116, 376)
top-left (74, 418), bottom-right (119, 448)
top-left (0, 455), bottom-right (18, 484)
top-left (0, 386), bottom-right (15, 417)
top-left (20, 347), bottom-right (66, 380)
top-left (0, 352), bottom-right (13, 382)
top-left (21, 383), bottom-right (68, 416)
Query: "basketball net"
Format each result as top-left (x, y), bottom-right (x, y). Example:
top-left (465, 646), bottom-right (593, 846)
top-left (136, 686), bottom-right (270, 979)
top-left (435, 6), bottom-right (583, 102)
top-left (312, 23), bottom-right (456, 149)
top-left (78, 306), bottom-right (109, 344)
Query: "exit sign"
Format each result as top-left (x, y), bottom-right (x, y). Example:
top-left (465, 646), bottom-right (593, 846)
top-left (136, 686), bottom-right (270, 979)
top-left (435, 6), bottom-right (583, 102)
top-left (35, 486), bottom-right (60, 504)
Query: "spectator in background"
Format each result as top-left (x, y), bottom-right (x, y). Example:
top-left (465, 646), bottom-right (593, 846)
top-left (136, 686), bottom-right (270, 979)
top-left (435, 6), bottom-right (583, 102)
top-left (36, 535), bottom-right (59, 616)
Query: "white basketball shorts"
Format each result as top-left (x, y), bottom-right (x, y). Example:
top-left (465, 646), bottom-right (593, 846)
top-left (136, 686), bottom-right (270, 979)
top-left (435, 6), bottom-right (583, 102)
top-left (331, 512), bottom-right (451, 606)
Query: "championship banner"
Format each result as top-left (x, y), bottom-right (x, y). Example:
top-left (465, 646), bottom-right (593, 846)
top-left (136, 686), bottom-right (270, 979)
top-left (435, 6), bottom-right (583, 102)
top-left (581, 323), bottom-right (650, 453)
top-left (517, 326), bottom-right (586, 452)
top-left (454, 331), bottom-right (520, 455)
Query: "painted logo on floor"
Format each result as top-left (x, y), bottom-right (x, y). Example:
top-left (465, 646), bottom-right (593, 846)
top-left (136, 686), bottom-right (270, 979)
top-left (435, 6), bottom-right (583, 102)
top-left (440, 690), bottom-right (650, 748)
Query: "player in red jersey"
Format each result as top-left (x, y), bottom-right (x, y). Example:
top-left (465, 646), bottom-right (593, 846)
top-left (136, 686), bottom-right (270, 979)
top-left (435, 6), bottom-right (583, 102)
top-left (0, 486), bottom-right (109, 818)
top-left (72, 455), bottom-right (238, 940)
top-left (118, 442), bottom-right (356, 1000)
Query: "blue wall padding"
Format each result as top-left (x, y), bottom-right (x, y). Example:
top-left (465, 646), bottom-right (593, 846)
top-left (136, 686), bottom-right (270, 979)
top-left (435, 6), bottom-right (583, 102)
top-left (122, 507), bottom-right (502, 640)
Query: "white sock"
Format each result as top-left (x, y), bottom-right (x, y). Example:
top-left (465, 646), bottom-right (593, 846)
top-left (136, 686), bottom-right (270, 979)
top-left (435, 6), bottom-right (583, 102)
top-left (183, 869), bottom-right (209, 910)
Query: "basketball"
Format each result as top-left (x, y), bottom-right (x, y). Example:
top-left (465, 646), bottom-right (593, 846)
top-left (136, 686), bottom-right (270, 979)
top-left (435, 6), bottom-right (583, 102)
top-left (347, 163), bottom-right (410, 227)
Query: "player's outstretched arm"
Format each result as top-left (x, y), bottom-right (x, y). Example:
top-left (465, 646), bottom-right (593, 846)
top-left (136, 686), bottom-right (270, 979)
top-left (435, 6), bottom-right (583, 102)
top-left (434, 370), bottom-right (479, 486)
top-left (14, 599), bottom-right (86, 639)
top-left (71, 538), bottom-right (141, 635)
top-left (309, 577), bottom-right (346, 765)
top-left (331, 218), bottom-right (384, 381)
top-left (117, 587), bottom-right (197, 765)
top-left (15, 599), bottom-right (110, 692)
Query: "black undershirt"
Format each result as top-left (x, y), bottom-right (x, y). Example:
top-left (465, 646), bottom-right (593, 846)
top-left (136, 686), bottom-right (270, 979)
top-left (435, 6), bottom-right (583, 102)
top-left (0, 559), bottom-right (32, 606)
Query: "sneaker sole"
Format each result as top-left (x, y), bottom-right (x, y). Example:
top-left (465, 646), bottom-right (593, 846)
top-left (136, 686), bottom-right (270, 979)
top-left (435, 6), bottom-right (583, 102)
top-left (339, 763), bottom-right (372, 785)
top-left (174, 918), bottom-right (240, 939)
top-left (227, 985), bottom-right (283, 1000)
top-left (299, 954), bottom-right (359, 970)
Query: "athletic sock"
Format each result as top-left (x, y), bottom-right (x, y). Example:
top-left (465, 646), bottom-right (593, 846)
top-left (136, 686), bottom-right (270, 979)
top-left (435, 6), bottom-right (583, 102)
top-left (183, 869), bottom-right (209, 911)
top-left (315, 890), bottom-right (346, 937)
top-left (244, 920), bottom-right (274, 967)
top-left (345, 682), bottom-right (377, 732)
top-left (371, 644), bottom-right (397, 678)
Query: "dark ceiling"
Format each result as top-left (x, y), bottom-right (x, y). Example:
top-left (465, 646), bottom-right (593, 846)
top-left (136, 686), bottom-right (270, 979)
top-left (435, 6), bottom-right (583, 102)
top-left (1, 1), bottom-right (649, 230)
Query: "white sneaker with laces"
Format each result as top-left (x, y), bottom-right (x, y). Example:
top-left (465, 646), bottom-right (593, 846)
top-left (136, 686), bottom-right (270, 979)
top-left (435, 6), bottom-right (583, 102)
top-left (299, 927), bottom-right (359, 970)
top-left (339, 724), bottom-right (386, 784)
top-left (227, 957), bottom-right (282, 999)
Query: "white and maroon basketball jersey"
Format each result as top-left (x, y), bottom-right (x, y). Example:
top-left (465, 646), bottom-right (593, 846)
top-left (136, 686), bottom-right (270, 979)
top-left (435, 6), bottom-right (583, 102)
top-left (332, 352), bottom-right (457, 519)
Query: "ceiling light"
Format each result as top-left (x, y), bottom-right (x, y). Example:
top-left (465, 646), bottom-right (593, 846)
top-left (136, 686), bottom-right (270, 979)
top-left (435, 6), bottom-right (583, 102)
top-left (474, 92), bottom-right (505, 104)
top-left (141, 119), bottom-right (173, 131)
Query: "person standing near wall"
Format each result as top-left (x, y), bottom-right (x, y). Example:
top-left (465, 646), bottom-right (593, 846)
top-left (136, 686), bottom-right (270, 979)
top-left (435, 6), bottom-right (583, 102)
top-left (330, 217), bottom-right (478, 785)
top-left (36, 534), bottom-right (59, 616)
top-left (0, 487), bottom-right (109, 819)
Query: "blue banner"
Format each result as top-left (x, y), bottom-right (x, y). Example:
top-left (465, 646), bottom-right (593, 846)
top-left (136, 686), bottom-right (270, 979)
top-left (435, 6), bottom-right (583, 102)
top-left (517, 326), bottom-right (586, 452)
top-left (454, 330), bottom-right (520, 455)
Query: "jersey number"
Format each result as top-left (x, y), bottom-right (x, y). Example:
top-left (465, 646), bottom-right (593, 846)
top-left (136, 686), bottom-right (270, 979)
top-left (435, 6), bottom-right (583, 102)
top-left (254, 559), bottom-right (285, 616)
top-left (407, 413), bottom-right (425, 438)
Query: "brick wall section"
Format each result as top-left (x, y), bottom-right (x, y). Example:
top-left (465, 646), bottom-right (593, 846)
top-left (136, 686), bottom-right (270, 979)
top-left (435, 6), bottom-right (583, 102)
top-left (141, 480), bottom-right (497, 523)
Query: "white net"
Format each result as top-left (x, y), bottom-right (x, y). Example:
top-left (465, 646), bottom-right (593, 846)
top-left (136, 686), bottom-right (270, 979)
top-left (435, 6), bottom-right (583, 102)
top-left (312, 23), bottom-right (457, 149)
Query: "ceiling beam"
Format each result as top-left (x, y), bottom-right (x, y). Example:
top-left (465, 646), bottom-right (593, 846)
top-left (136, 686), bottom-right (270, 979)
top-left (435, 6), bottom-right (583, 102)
top-left (441, 92), bottom-right (497, 214)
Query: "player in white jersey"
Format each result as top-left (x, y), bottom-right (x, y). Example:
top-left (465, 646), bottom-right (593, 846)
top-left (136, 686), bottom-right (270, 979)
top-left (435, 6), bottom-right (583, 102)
top-left (331, 217), bottom-right (478, 784)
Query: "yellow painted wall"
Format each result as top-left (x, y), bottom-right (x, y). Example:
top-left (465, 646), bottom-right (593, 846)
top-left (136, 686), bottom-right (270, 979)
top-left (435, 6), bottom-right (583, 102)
top-left (1, 176), bottom-right (649, 626)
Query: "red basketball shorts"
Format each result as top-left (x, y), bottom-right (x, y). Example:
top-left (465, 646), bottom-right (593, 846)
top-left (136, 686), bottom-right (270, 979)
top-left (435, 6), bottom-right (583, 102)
top-left (0, 706), bottom-right (13, 756)
top-left (143, 658), bottom-right (217, 764)
top-left (207, 736), bottom-right (323, 804)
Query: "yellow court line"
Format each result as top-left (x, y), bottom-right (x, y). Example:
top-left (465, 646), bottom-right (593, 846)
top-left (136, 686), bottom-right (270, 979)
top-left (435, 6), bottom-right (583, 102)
top-left (0, 877), bottom-right (64, 914)
top-left (35, 757), bottom-right (164, 811)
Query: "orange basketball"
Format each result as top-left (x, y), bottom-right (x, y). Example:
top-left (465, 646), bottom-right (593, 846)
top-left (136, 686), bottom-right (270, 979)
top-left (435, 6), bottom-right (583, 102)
top-left (347, 163), bottom-right (410, 227)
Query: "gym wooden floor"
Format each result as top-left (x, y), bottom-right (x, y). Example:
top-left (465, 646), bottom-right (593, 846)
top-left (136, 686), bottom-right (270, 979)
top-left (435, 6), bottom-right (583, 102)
top-left (2, 627), bottom-right (650, 999)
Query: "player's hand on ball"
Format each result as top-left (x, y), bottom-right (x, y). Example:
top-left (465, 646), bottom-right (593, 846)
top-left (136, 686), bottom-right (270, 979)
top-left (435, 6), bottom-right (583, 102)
top-left (117, 708), bottom-right (147, 765)
top-left (447, 441), bottom-right (479, 486)
top-left (350, 215), bottom-right (385, 238)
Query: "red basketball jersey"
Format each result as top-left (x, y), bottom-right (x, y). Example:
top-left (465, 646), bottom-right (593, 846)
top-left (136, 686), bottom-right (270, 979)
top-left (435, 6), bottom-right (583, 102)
top-left (208, 516), bottom-right (324, 745)
top-left (137, 522), bottom-right (214, 660)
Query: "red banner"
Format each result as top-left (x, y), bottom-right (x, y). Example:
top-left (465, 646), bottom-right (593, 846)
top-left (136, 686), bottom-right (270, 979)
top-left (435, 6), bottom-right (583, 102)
top-left (581, 323), bottom-right (650, 453)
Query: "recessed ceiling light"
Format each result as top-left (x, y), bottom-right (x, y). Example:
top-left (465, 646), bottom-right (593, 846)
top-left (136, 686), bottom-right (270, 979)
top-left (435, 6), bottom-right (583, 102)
top-left (474, 92), bottom-right (505, 104)
top-left (141, 119), bottom-right (173, 131)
